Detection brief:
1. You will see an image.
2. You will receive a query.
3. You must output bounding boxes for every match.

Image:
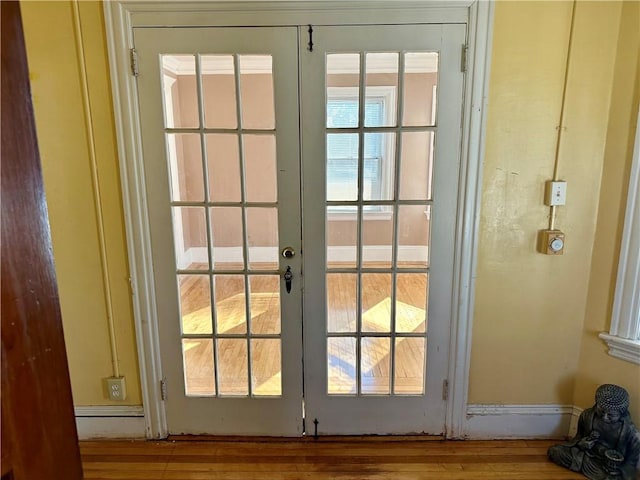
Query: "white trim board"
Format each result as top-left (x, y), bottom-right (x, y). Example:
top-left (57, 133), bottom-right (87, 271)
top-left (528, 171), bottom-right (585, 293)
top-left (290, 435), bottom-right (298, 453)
top-left (600, 106), bottom-right (640, 364)
top-left (599, 334), bottom-right (640, 365)
top-left (75, 406), bottom-right (146, 440)
top-left (109, 1), bottom-right (471, 28)
top-left (465, 404), bottom-right (574, 439)
top-left (74, 404), bottom-right (582, 440)
top-left (445, 0), bottom-right (494, 439)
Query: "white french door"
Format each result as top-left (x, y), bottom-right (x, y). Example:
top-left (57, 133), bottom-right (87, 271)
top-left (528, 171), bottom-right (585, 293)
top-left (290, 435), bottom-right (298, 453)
top-left (134, 22), bottom-right (464, 436)
top-left (135, 26), bottom-right (303, 435)
top-left (301, 25), bottom-right (465, 435)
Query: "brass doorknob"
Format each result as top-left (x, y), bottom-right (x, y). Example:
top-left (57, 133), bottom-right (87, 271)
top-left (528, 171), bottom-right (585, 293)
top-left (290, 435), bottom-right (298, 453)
top-left (281, 247), bottom-right (295, 258)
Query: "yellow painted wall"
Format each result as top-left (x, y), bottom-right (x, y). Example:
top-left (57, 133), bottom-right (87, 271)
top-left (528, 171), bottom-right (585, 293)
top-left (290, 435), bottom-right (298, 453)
top-left (469, 0), bottom-right (624, 404)
top-left (21, 1), bottom-right (141, 406)
top-left (20, 0), bottom-right (638, 413)
top-left (573, 0), bottom-right (640, 421)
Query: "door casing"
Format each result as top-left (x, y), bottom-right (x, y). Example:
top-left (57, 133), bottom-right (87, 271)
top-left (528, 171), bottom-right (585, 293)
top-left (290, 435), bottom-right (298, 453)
top-left (104, 0), bottom-right (494, 439)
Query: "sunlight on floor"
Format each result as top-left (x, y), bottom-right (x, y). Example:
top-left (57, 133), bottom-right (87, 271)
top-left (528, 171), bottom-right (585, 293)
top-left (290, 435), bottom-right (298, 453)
top-left (180, 274), bottom-right (427, 397)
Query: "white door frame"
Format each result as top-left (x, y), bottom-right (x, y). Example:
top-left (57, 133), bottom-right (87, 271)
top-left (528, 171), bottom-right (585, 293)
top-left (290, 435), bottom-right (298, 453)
top-left (104, 0), bottom-right (494, 439)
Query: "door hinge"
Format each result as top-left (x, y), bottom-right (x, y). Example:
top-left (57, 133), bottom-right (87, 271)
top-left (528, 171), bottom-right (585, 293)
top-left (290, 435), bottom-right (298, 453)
top-left (130, 48), bottom-right (139, 76)
top-left (461, 44), bottom-right (468, 73)
top-left (442, 379), bottom-right (449, 401)
top-left (307, 25), bottom-right (314, 52)
top-left (160, 378), bottom-right (167, 401)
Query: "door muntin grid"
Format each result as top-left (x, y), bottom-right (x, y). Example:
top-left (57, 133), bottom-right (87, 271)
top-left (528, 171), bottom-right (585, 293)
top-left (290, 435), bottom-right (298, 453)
top-left (162, 53), bottom-right (283, 398)
top-left (325, 51), bottom-right (438, 397)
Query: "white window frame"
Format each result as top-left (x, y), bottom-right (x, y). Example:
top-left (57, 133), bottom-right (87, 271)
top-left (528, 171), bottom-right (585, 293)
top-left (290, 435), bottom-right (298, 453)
top-left (599, 107), bottom-right (640, 364)
top-left (326, 86), bottom-right (396, 220)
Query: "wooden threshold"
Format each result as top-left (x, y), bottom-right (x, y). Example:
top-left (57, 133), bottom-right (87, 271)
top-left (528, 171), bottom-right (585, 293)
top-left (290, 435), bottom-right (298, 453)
top-left (167, 434), bottom-right (445, 442)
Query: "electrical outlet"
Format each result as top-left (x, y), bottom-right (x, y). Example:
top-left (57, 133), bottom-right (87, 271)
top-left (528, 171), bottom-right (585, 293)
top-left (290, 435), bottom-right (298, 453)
top-left (106, 377), bottom-right (127, 401)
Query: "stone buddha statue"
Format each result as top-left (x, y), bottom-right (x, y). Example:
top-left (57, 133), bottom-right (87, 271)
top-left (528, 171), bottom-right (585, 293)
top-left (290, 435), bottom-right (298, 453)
top-left (548, 384), bottom-right (640, 480)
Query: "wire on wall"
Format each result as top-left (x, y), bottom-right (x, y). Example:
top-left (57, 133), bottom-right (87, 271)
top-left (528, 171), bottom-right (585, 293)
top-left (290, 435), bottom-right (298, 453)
top-left (71, 0), bottom-right (121, 378)
top-left (549, 0), bottom-right (577, 231)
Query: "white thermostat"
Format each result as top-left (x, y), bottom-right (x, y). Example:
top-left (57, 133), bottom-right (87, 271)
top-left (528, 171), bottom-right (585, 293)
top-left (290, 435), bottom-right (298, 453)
top-left (538, 229), bottom-right (565, 255)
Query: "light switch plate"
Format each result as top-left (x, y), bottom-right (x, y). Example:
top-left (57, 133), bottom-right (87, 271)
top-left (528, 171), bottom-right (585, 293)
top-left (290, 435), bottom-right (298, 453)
top-left (545, 181), bottom-right (567, 206)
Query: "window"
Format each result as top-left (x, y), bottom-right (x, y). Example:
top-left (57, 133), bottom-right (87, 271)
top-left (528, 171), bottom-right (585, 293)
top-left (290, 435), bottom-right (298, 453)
top-left (599, 108), bottom-right (640, 364)
top-left (326, 86), bottom-right (395, 216)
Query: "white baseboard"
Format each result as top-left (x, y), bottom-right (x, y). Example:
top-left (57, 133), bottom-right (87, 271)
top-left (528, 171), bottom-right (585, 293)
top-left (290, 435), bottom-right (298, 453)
top-left (73, 404), bottom-right (583, 439)
top-left (75, 406), bottom-right (146, 440)
top-left (328, 245), bottom-right (428, 263)
top-left (181, 246), bottom-right (273, 268)
top-left (179, 245), bottom-right (428, 268)
top-left (465, 404), bottom-right (574, 439)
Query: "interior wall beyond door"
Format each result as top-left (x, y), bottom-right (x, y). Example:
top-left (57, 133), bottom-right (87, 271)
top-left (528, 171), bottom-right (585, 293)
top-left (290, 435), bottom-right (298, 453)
top-left (172, 71), bottom-right (437, 250)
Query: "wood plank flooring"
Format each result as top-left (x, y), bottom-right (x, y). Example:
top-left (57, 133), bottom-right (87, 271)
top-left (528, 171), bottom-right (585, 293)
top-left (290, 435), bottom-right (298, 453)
top-left (80, 438), bottom-right (584, 479)
top-left (179, 272), bottom-right (428, 397)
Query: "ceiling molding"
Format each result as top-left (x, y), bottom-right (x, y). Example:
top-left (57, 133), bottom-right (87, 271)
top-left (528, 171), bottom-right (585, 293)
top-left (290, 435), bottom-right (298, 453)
top-left (162, 53), bottom-right (438, 75)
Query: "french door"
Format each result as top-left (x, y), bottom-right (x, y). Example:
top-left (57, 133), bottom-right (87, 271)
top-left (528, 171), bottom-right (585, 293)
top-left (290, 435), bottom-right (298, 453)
top-left (302, 25), bottom-right (465, 435)
top-left (135, 27), bottom-right (303, 435)
top-left (134, 22), bottom-right (464, 436)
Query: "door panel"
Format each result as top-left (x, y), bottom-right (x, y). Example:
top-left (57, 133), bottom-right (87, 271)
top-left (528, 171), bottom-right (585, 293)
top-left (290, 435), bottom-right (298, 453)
top-left (301, 24), bottom-right (465, 435)
top-left (134, 27), bottom-right (302, 435)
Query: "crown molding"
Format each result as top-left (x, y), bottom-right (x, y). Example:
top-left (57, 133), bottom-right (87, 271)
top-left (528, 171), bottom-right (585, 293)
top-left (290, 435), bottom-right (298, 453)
top-left (162, 52), bottom-right (438, 75)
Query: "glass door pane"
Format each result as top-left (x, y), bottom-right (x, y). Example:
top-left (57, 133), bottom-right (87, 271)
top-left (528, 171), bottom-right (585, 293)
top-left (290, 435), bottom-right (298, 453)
top-left (323, 49), bottom-right (435, 397)
top-left (161, 51), bottom-right (284, 398)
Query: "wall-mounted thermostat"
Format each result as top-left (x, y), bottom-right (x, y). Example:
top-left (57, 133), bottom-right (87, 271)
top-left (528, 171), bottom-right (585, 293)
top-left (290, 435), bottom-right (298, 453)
top-left (538, 229), bottom-right (565, 255)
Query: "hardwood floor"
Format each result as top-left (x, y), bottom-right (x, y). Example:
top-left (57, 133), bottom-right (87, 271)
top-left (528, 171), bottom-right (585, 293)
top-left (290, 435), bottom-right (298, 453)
top-left (80, 438), bottom-right (584, 479)
top-left (179, 272), bottom-right (428, 397)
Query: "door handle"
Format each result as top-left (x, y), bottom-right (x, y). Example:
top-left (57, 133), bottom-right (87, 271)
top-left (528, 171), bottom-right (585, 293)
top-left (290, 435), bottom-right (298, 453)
top-left (283, 266), bottom-right (293, 294)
